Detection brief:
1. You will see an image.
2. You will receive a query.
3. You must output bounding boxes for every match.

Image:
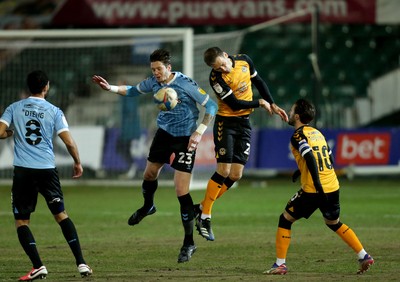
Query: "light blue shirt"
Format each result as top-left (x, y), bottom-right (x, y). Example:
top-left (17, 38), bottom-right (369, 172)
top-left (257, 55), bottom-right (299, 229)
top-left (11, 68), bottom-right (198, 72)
top-left (0, 96), bottom-right (69, 168)
top-left (126, 72), bottom-right (217, 137)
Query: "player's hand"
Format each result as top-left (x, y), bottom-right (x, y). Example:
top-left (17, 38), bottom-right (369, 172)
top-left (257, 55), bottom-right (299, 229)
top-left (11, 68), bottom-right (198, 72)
top-left (72, 163), bottom-right (83, 179)
top-left (271, 103), bottom-right (289, 122)
top-left (259, 99), bottom-right (272, 115)
top-left (6, 129), bottom-right (14, 138)
top-left (292, 169), bottom-right (301, 182)
top-left (188, 132), bottom-right (202, 152)
top-left (92, 75), bottom-right (111, 91)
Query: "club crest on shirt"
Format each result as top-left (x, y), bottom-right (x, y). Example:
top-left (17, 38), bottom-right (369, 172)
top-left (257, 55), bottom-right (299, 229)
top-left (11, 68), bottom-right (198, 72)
top-left (242, 66), bottom-right (248, 73)
top-left (212, 83), bottom-right (223, 94)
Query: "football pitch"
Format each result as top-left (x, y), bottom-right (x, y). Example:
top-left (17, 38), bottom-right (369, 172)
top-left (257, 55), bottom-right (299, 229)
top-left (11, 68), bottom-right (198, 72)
top-left (0, 177), bottom-right (399, 281)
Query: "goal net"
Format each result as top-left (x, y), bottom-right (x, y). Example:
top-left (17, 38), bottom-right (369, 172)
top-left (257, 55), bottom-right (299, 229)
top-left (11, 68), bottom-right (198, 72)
top-left (0, 27), bottom-right (245, 183)
top-left (0, 9), bottom-right (313, 183)
top-left (0, 28), bottom-right (195, 181)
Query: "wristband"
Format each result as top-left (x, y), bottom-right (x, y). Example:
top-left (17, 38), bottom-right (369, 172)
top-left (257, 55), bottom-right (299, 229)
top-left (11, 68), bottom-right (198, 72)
top-left (109, 85), bottom-right (119, 93)
top-left (195, 124), bottom-right (207, 135)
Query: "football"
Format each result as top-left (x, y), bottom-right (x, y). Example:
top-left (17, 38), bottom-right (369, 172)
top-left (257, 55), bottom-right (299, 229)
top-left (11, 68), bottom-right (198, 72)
top-left (153, 87), bottom-right (179, 111)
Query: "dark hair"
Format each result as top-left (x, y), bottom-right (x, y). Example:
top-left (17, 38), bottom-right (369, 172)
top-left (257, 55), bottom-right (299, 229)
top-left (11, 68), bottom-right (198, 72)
top-left (204, 47), bottom-right (224, 66)
top-left (150, 49), bottom-right (171, 66)
top-left (294, 98), bottom-right (315, 124)
top-left (27, 70), bottom-right (49, 94)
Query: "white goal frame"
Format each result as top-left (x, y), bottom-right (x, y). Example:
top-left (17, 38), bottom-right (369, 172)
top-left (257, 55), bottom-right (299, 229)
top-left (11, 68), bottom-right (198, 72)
top-left (0, 28), bottom-right (194, 77)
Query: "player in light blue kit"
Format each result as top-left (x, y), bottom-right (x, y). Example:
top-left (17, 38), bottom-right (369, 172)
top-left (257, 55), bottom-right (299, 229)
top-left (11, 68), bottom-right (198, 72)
top-left (92, 49), bottom-right (218, 263)
top-left (0, 70), bottom-right (92, 281)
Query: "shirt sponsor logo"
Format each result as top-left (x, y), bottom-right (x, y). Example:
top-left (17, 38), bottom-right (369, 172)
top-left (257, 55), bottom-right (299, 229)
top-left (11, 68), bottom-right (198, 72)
top-left (198, 87), bottom-right (207, 95)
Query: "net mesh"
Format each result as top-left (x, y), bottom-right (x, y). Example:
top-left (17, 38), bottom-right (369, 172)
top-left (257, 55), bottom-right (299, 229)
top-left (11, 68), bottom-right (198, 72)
top-left (0, 31), bottom-right (188, 179)
top-left (0, 13), bottom-right (314, 180)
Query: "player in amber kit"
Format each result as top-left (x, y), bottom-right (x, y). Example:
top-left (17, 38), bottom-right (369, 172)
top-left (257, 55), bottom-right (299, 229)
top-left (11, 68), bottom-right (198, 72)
top-left (264, 99), bottom-right (374, 275)
top-left (195, 47), bottom-right (288, 241)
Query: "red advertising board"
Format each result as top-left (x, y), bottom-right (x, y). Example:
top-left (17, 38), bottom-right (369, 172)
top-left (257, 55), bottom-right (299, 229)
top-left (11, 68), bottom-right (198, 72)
top-left (335, 132), bottom-right (391, 165)
top-left (52, 0), bottom-right (377, 26)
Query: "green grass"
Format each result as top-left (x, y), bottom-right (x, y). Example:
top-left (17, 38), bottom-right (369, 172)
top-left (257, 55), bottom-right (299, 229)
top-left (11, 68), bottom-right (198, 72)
top-left (0, 178), bottom-right (399, 281)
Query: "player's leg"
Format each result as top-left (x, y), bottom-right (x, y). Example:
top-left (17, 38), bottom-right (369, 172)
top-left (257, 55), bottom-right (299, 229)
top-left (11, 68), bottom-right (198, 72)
top-left (197, 163), bottom-right (229, 241)
top-left (215, 117), bottom-right (250, 199)
top-left (128, 129), bottom-right (169, 226)
top-left (327, 220), bottom-right (374, 274)
top-left (196, 117), bottom-right (236, 240)
top-left (16, 219), bottom-right (48, 281)
top-left (175, 170), bottom-right (197, 262)
top-left (172, 138), bottom-right (197, 263)
top-left (197, 167), bottom-right (245, 241)
top-left (41, 168), bottom-right (92, 277)
top-left (323, 191), bottom-right (374, 274)
top-left (264, 212), bottom-right (294, 275)
top-left (217, 163), bottom-right (244, 199)
top-left (201, 164), bottom-right (228, 218)
top-left (217, 176), bottom-right (235, 199)
top-left (323, 191), bottom-right (373, 274)
top-left (196, 168), bottom-right (226, 241)
top-left (200, 116), bottom-right (233, 217)
top-left (265, 190), bottom-right (315, 275)
top-left (128, 160), bottom-right (162, 226)
top-left (54, 211), bottom-right (93, 277)
top-left (326, 218), bottom-right (374, 274)
top-left (12, 167), bottom-right (48, 281)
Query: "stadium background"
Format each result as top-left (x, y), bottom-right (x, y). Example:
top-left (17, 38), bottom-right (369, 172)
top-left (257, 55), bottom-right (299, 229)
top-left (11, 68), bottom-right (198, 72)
top-left (0, 0), bottom-right (399, 181)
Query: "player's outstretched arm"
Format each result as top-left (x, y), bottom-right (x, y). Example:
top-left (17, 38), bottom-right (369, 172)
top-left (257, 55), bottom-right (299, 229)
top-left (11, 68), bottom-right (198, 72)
top-left (92, 75), bottom-right (111, 90)
top-left (92, 75), bottom-right (128, 96)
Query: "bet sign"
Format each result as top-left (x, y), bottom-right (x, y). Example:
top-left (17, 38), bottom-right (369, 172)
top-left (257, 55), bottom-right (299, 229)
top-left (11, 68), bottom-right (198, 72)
top-left (335, 133), bottom-right (391, 165)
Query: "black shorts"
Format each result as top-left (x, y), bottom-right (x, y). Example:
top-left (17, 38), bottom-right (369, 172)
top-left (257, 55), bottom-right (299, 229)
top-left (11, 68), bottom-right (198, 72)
top-left (285, 189), bottom-right (341, 221)
top-left (213, 115), bottom-right (252, 165)
top-left (12, 166), bottom-right (65, 220)
top-left (148, 128), bottom-right (196, 173)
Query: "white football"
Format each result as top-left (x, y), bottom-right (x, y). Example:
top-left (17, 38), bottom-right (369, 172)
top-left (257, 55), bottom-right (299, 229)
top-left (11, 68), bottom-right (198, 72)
top-left (153, 87), bottom-right (178, 111)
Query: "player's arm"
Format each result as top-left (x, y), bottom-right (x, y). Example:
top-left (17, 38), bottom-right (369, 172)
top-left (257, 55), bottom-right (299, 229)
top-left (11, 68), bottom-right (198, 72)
top-left (292, 169), bottom-right (301, 182)
top-left (92, 75), bottom-right (152, 97)
top-left (303, 151), bottom-right (325, 194)
top-left (210, 71), bottom-right (262, 111)
top-left (222, 93), bottom-right (265, 111)
top-left (0, 121), bottom-right (13, 139)
top-left (92, 75), bottom-right (131, 96)
top-left (188, 94), bottom-right (218, 152)
top-left (292, 133), bottom-right (325, 195)
top-left (58, 130), bottom-right (83, 179)
top-left (251, 74), bottom-right (288, 121)
top-left (328, 145), bottom-right (335, 165)
top-left (244, 54), bottom-right (288, 121)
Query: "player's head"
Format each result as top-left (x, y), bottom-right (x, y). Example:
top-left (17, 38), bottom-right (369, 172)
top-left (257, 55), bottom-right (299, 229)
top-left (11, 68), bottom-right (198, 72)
top-left (204, 47), bottom-right (233, 73)
top-left (288, 99), bottom-right (315, 126)
top-left (150, 49), bottom-right (171, 66)
top-left (150, 49), bottom-right (172, 83)
top-left (27, 70), bottom-right (49, 95)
